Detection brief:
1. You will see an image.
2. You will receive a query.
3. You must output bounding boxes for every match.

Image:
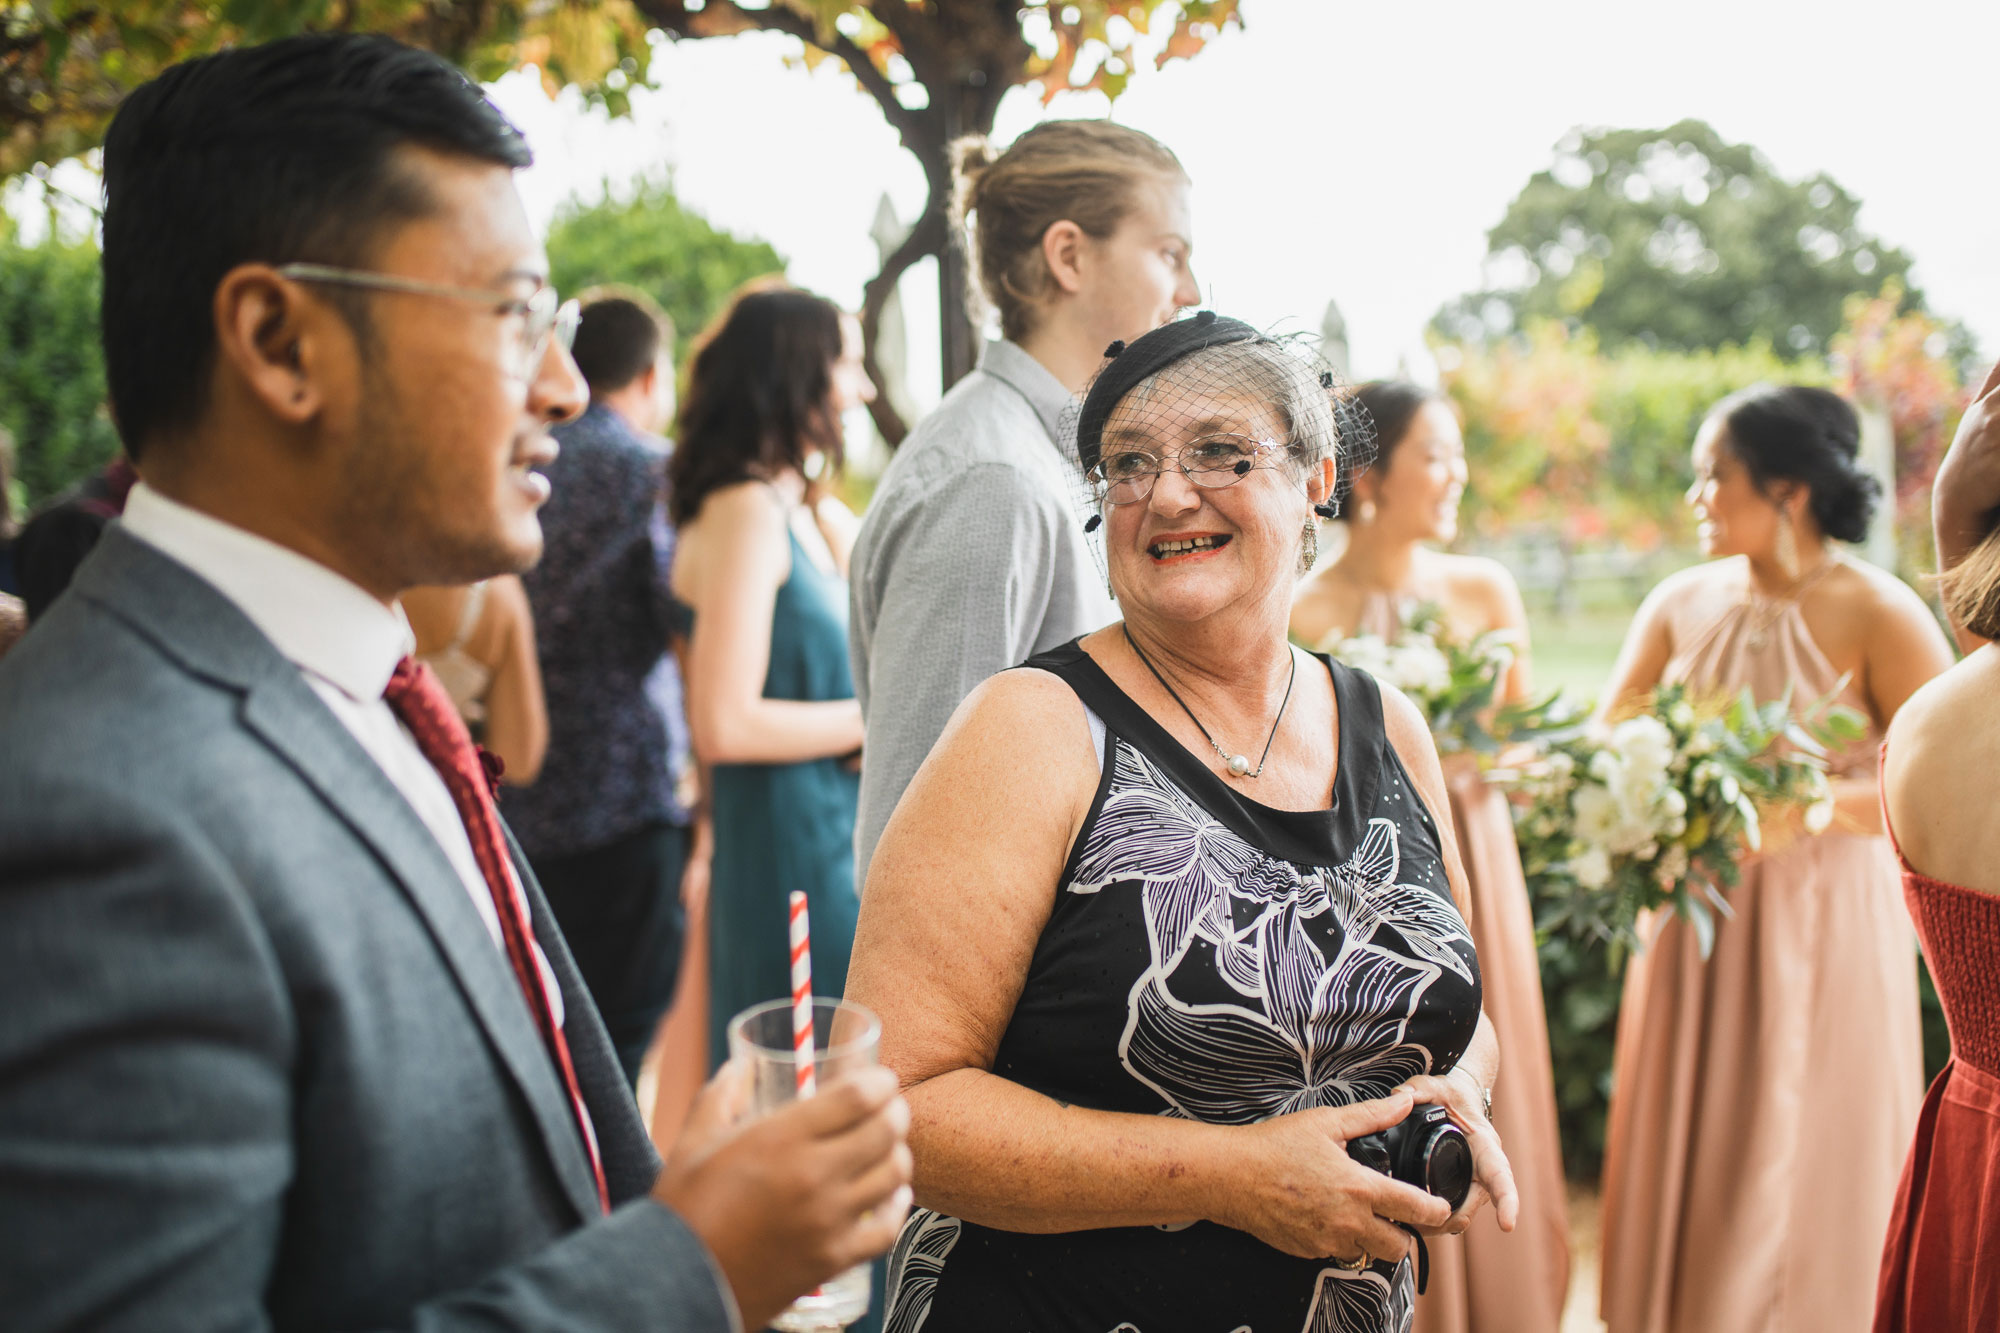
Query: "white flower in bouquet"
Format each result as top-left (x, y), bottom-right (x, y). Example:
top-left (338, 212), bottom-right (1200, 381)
top-left (1570, 844), bottom-right (1614, 889)
top-left (1669, 700), bottom-right (1697, 730)
top-left (1386, 640), bottom-right (1452, 700)
top-left (1611, 715), bottom-right (1676, 781)
top-left (1573, 783), bottom-right (1622, 844)
top-left (1657, 843), bottom-right (1690, 882)
top-left (1802, 768), bottom-right (1836, 835)
top-left (1329, 635), bottom-right (1393, 679)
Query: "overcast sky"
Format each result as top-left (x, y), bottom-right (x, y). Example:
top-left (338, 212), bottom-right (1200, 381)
top-left (486, 0), bottom-right (1997, 415)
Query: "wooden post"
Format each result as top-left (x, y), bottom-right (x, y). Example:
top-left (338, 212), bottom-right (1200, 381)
top-left (1857, 400), bottom-right (1897, 571)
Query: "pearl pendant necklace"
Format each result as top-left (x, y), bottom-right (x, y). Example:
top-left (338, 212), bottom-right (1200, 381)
top-left (1123, 626), bottom-right (1297, 780)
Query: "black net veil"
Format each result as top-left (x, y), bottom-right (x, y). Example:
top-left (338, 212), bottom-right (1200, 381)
top-left (1057, 311), bottom-right (1378, 586)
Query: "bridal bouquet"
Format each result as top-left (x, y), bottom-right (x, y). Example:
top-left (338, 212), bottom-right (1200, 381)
top-left (1319, 603), bottom-right (1566, 757)
top-left (1504, 683), bottom-right (1865, 957)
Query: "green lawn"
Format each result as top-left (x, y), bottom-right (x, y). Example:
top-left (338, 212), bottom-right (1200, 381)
top-left (1527, 604), bottom-right (1641, 705)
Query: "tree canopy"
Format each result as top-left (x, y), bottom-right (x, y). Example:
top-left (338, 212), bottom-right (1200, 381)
top-left (546, 177), bottom-right (784, 368)
top-left (1436, 119), bottom-right (1925, 359)
top-left (4, 1), bottom-right (1244, 441)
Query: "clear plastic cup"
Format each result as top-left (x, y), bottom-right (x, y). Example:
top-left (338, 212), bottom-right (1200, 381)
top-left (727, 997), bottom-right (882, 1332)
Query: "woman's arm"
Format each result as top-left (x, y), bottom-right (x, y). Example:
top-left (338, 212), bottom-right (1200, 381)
top-left (676, 484), bottom-right (864, 765)
top-left (846, 667), bottom-right (1451, 1260)
top-left (481, 575), bottom-right (548, 785)
top-left (1477, 560), bottom-right (1535, 708)
top-left (1934, 359), bottom-right (2000, 652)
top-left (1820, 575), bottom-right (1956, 836)
top-left (1594, 575), bottom-right (1682, 723)
top-left (1377, 681), bottom-right (1521, 1237)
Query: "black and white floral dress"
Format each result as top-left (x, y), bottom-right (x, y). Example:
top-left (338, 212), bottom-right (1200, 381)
top-left (886, 640), bottom-right (1482, 1333)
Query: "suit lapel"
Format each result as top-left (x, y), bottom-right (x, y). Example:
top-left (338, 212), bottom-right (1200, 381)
top-left (503, 821), bottom-right (663, 1198)
top-left (78, 530), bottom-right (603, 1221)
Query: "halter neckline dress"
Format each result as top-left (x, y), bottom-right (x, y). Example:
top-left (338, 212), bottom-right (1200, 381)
top-left (1598, 558), bottom-right (1922, 1333)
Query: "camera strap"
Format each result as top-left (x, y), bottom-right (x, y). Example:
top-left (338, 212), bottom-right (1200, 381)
top-left (1400, 1225), bottom-right (1431, 1296)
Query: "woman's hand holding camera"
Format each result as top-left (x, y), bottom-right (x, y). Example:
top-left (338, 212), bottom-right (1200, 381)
top-left (1214, 1088), bottom-right (1452, 1267)
top-left (1393, 1068), bottom-right (1519, 1239)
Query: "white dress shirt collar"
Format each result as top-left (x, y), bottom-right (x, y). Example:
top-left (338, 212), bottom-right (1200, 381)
top-left (119, 482), bottom-right (413, 701)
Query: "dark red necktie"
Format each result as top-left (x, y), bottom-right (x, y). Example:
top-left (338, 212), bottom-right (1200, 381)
top-left (384, 656), bottom-right (609, 1213)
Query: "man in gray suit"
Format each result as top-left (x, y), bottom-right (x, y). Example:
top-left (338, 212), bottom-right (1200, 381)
top-left (0, 34), bottom-right (910, 1331)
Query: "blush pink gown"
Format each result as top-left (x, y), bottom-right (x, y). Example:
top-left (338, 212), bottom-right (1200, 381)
top-left (1354, 594), bottom-right (1573, 1333)
top-left (1598, 577), bottom-right (1923, 1333)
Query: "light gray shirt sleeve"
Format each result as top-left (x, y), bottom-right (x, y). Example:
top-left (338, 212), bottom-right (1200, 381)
top-left (853, 462), bottom-right (1072, 887)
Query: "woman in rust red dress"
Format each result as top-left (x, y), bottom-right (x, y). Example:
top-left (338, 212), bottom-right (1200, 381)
top-left (1874, 359), bottom-right (2000, 1331)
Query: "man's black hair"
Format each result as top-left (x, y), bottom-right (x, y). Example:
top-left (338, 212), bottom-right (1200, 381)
top-left (571, 296), bottom-right (674, 397)
top-left (100, 33), bottom-right (533, 459)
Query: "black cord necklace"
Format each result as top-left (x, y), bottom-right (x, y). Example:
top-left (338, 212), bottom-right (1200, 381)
top-left (1122, 625), bottom-right (1297, 779)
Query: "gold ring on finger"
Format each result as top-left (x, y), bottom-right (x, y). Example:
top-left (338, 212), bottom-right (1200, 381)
top-left (1333, 1250), bottom-right (1370, 1271)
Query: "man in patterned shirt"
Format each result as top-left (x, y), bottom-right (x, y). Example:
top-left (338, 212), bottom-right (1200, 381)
top-left (505, 292), bottom-right (694, 1087)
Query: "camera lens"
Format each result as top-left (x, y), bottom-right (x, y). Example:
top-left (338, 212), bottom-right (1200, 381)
top-left (1419, 1122), bottom-right (1473, 1211)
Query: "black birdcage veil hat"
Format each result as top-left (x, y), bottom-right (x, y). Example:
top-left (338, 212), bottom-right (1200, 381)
top-left (1059, 311), bottom-right (1377, 581)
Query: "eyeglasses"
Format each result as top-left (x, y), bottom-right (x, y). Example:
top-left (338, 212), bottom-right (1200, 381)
top-left (1092, 434), bottom-right (1289, 505)
top-left (275, 262), bottom-right (581, 382)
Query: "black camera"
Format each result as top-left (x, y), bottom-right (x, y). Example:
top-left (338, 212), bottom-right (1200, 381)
top-left (1349, 1104), bottom-right (1473, 1210)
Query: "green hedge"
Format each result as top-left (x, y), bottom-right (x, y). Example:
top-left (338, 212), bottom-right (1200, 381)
top-left (0, 223), bottom-right (118, 510)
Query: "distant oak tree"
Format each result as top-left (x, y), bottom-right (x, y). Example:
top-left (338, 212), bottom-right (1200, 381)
top-left (1437, 119), bottom-right (1928, 359)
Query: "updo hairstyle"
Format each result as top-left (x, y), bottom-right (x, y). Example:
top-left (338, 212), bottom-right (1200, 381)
top-left (951, 120), bottom-right (1185, 342)
top-left (1351, 381), bottom-right (1446, 465)
top-left (1710, 384), bottom-right (1881, 543)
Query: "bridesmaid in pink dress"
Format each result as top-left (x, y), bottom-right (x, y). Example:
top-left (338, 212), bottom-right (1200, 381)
top-left (1294, 382), bottom-right (1571, 1333)
top-left (1595, 385), bottom-right (1952, 1333)
top-left (1873, 358), bottom-right (2000, 1332)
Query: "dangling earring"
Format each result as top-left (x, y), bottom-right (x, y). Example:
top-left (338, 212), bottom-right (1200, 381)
top-left (1355, 497), bottom-right (1376, 525)
top-left (1776, 508), bottom-right (1800, 582)
top-left (1300, 519), bottom-right (1320, 574)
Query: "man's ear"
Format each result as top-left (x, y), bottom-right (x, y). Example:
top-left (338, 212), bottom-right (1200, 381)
top-left (1040, 219), bottom-right (1088, 297)
top-left (211, 264), bottom-right (340, 427)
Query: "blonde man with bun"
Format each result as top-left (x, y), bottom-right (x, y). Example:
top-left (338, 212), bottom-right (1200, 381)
top-left (850, 119), bottom-right (1199, 887)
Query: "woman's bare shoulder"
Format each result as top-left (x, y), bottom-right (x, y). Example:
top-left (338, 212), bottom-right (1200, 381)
top-left (1890, 650), bottom-right (2000, 759)
top-left (1427, 552), bottom-right (1525, 621)
top-left (940, 667), bottom-right (1098, 773)
top-left (1429, 550), bottom-right (1516, 594)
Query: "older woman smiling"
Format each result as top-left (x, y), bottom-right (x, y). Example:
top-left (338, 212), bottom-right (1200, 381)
top-left (847, 314), bottom-right (1518, 1333)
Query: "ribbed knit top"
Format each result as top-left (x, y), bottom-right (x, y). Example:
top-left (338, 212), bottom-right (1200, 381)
top-left (1899, 867), bottom-right (2000, 1077)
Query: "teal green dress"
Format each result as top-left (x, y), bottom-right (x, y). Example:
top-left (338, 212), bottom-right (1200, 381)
top-left (681, 525), bottom-right (863, 1069)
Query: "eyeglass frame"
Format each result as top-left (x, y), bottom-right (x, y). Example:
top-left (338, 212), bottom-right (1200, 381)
top-left (1090, 434), bottom-right (1294, 506)
top-left (274, 262), bottom-right (581, 382)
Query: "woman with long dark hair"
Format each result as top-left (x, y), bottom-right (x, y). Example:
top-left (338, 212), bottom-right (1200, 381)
top-left (668, 283), bottom-right (873, 1068)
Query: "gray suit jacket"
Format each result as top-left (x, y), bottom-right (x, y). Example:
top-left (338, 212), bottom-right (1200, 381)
top-left (0, 528), bottom-right (736, 1332)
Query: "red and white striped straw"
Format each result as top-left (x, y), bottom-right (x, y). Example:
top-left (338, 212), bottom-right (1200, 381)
top-left (788, 890), bottom-right (816, 1097)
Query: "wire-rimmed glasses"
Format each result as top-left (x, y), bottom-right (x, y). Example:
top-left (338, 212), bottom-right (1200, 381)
top-left (1092, 434), bottom-right (1290, 506)
top-left (275, 262), bottom-right (581, 382)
